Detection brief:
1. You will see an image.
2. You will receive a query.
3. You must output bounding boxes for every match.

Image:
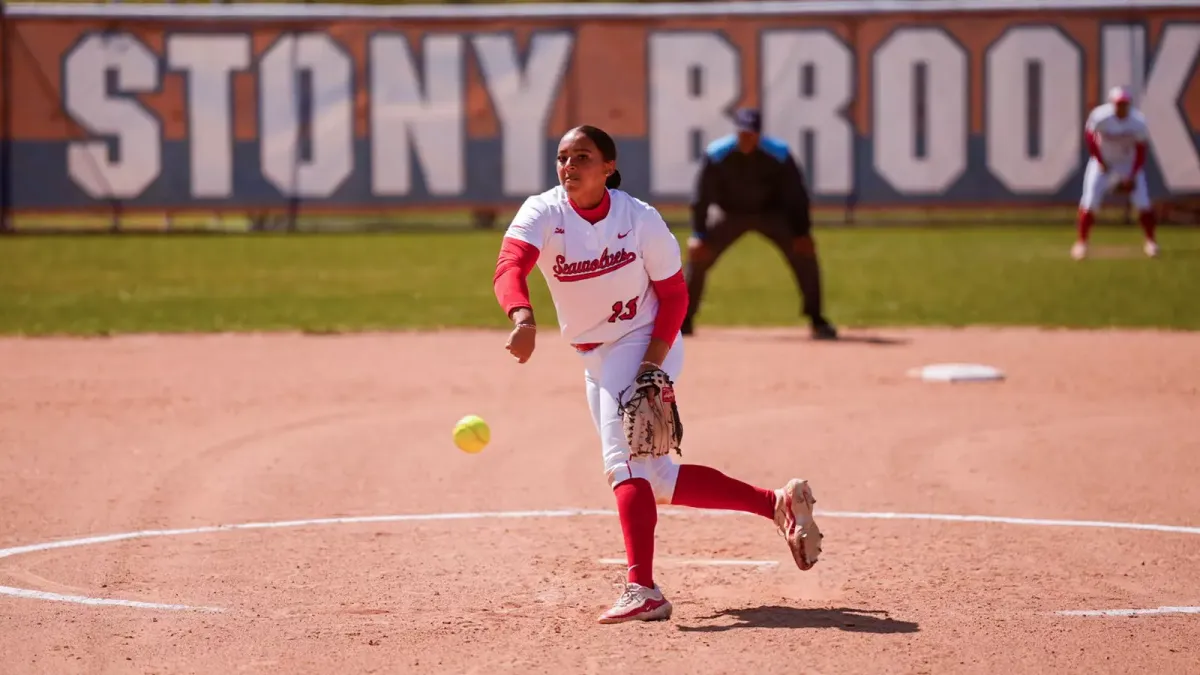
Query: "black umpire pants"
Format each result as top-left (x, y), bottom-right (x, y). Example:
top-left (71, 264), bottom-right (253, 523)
top-left (684, 211), bottom-right (827, 325)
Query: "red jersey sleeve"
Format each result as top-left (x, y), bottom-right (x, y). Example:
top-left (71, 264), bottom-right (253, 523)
top-left (493, 237), bottom-right (540, 318)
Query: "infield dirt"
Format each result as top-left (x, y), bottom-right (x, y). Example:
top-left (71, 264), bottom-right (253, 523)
top-left (1, 327), bottom-right (1198, 674)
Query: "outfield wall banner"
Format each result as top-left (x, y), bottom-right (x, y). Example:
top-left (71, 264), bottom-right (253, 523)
top-left (2, 0), bottom-right (1200, 213)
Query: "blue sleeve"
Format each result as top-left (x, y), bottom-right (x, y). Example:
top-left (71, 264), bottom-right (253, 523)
top-left (705, 135), bottom-right (738, 163)
top-left (757, 137), bottom-right (791, 163)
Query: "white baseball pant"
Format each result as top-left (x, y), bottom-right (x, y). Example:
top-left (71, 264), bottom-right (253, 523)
top-left (1079, 158), bottom-right (1151, 212)
top-left (582, 323), bottom-right (684, 504)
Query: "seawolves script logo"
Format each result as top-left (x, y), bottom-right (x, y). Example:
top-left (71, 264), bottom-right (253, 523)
top-left (553, 248), bottom-right (637, 282)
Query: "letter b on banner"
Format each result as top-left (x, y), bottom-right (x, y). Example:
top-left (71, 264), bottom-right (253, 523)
top-left (648, 33), bottom-right (740, 196)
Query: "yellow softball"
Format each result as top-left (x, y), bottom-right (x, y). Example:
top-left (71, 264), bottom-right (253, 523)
top-left (453, 415), bottom-right (490, 454)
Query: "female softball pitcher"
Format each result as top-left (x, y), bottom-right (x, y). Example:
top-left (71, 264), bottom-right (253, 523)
top-left (492, 125), bottom-right (823, 624)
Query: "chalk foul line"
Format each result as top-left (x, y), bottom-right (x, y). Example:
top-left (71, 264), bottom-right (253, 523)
top-left (1, 507), bottom-right (1198, 613)
top-left (1055, 606), bottom-right (1200, 617)
top-left (0, 586), bottom-right (224, 613)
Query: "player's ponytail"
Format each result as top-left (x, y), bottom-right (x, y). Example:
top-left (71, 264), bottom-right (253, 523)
top-left (573, 124), bottom-right (622, 191)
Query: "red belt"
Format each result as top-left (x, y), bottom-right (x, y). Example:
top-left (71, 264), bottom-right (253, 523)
top-left (573, 342), bottom-right (602, 353)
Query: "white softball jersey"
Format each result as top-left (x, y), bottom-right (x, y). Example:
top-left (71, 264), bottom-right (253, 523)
top-left (1080, 103), bottom-right (1153, 211)
top-left (502, 186), bottom-right (683, 347)
top-left (1086, 103), bottom-right (1149, 171)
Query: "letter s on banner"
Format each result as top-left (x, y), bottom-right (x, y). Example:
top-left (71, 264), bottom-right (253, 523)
top-left (64, 33), bottom-right (162, 200)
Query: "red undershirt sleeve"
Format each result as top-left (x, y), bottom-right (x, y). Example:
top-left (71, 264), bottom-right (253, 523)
top-left (1085, 129), bottom-right (1105, 168)
top-left (1131, 142), bottom-right (1146, 176)
top-left (649, 270), bottom-right (688, 346)
top-left (493, 237), bottom-right (540, 318)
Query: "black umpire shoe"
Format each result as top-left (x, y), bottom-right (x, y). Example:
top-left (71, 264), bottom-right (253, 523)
top-left (811, 317), bottom-right (838, 340)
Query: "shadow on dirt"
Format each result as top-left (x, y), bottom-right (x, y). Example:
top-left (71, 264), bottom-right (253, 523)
top-left (720, 333), bottom-right (912, 346)
top-left (821, 334), bottom-right (911, 346)
top-left (676, 606), bottom-right (920, 634)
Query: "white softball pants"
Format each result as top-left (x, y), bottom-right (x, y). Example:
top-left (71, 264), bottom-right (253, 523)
top-left (1080, 157), bottom-right (1151, 212)
top-left (581, 323), bottom-right (685, 504)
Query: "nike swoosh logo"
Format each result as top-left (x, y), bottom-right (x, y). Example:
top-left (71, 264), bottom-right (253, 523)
top-left (617, 231), bottom-right (631, 239)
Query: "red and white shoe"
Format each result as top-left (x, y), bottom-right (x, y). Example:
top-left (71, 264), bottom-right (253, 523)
top-left (774, 478), bottom-right (823, 571)
top-left (1071, 241), bottom-right (1088, 260)
top-left (597, 582), bottom-right (673, 624)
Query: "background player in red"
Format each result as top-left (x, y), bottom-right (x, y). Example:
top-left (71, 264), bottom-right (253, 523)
top-left (493, 125), bottom-right (824, 624)
top-left (1073, 86), bottom-right (1159, 260)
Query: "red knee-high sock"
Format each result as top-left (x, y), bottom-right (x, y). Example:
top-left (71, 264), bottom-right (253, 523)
top-left (1077, 208), bottom-right (1095, 242)
top-left (614, 478), bottom-right (657, 588)
top-left (1139, 210), bottom-right (1157, 242)
top-left (670, 465), bottom-right (777, 520)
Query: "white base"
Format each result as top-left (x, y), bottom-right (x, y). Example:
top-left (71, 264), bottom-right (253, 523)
top-left (908, 363), bottom-right (1005, 383)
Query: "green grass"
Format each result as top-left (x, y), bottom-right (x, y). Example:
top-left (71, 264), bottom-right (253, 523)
top-left (10, 205), bottom-right (1096, 233)
top-left (0, 224), bottom-right (1197, 336)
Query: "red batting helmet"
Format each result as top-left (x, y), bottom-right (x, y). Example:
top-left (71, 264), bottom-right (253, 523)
top-left (1108, 85), bottom-right (1132, 104)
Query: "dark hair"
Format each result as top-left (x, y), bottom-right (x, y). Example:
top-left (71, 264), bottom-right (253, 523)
top-left (571, 125), bottom-right (622, 189)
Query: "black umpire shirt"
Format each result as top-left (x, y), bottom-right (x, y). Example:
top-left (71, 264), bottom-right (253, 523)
top-left (690, 134), bottom-right (813, 240)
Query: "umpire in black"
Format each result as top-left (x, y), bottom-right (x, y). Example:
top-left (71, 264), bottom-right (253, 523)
top-left (683, 108), bottom-right (837, 340)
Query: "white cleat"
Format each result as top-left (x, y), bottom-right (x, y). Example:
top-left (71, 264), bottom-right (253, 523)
top-left (1071, 241), bottom-right (1088, 260)
top-left (1144, 240), bottom-right (1159, 258)
top-left (597, 583), bottom-right (672, 624)
top-left (774, 478), bottom-right (823, 571)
